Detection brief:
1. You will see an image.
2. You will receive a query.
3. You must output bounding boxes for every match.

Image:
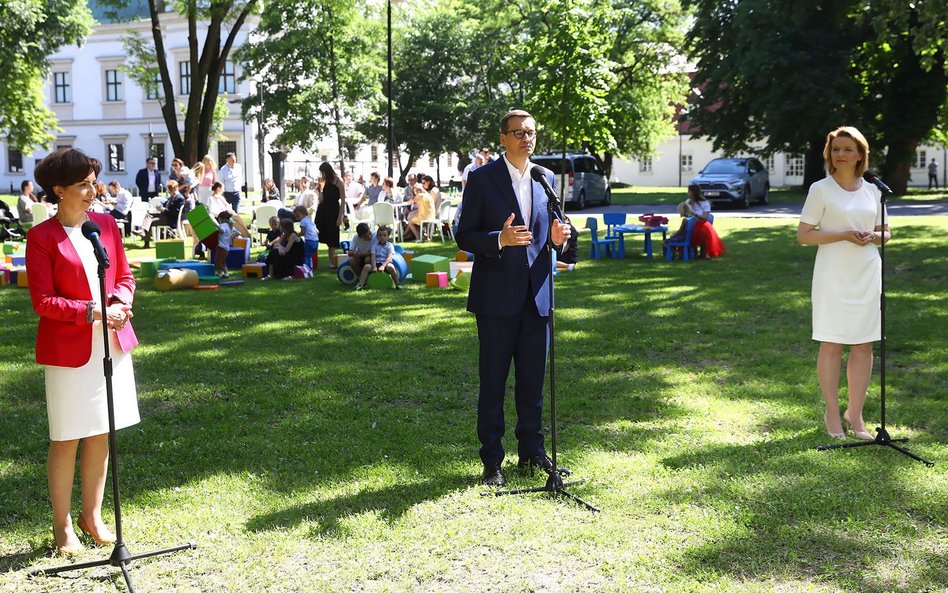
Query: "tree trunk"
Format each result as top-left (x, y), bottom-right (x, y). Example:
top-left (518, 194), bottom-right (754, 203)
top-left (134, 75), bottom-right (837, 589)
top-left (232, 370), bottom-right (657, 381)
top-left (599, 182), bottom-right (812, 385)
top-left (879, 139), bottom-right (917, 196)
top-left (802, 137), bottom-right (826, 192)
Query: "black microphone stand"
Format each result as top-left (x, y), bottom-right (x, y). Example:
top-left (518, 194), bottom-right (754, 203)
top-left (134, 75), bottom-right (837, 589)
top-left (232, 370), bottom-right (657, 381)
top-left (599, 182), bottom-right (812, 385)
top-left (484, 182), bottom-right (600, 512)
top-left (30, 250), bottom-right (195, 590)
top-left (816, 180), bottom-right (934, 466)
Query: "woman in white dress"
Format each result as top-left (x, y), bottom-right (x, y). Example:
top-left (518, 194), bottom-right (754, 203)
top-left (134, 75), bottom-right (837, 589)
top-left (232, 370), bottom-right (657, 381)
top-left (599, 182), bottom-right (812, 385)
top-left (27, 148), bottom-right (140, 556)
top-left (797, 126), bottom-right (890, 440)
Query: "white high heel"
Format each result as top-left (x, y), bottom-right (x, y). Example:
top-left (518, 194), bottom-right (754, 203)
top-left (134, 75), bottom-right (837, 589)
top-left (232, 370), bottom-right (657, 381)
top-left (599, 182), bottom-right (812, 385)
top-left (843, 411), bottom-right (874, 441)
top-left (824, 411), bottom-right (845, 439)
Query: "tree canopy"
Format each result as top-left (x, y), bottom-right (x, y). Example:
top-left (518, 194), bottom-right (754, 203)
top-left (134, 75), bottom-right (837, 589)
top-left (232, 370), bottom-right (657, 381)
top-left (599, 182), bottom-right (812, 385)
top-left (685, 0), bottom-right (948, 193)
top-left (0, 0), bottom-right (94, 151)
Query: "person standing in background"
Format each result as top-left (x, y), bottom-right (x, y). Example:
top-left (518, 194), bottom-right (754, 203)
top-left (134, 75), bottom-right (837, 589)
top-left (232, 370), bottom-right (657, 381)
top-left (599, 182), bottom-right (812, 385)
top-left (135, 157), bottom-right (161, 200)
top-left (928, 159), bottom-right (939, 190)
top-left (219, 153), bottom-right (244, 212)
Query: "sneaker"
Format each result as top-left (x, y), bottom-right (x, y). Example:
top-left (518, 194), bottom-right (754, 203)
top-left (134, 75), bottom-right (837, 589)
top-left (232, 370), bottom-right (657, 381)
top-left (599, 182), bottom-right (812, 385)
top-left (395, 284), bottom-right (403, 290)
top-left (222, 272), bottom-right (230, 278)
top-left (355, 284), bottom-right (363, 291)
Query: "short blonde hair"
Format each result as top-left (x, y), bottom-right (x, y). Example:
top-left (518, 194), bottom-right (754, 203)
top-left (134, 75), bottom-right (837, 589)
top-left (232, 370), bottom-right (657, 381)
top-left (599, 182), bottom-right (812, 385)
top-left (823, 126), bottom-right (870, 176)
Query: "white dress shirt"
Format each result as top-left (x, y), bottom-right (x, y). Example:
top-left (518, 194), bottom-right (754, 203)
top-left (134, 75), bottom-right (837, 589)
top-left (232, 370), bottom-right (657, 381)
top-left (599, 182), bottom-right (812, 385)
top-left (503, 155), bottom-right (533, 228)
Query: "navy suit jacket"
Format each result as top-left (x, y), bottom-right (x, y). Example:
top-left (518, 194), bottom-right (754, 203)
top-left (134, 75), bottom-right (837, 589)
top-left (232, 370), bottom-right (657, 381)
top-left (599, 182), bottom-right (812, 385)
top-left (455, 157), bottom-right (563, 318)
top-left (136, 168), bottom-right (161, 197)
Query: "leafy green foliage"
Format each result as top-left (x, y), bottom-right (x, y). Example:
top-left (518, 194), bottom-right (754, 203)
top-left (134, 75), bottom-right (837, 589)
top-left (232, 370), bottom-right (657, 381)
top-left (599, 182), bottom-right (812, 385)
top-left (238, 0), bottom-right (384, 168)
top-left (685, 1), bottom-right (948, 194)
top-left (0, 0), bottom-right (94, 151)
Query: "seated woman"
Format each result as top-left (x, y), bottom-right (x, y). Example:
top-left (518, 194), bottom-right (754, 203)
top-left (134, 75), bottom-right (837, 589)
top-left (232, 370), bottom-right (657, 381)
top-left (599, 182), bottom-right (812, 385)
top-left (261, 177), bottom-right (282, 203)
top-left (686, 184), bottom-right (725, 258)
top-left (404, 185), bottom-right (434, 241)
top-left (264, 217), bottom-right (304, 280)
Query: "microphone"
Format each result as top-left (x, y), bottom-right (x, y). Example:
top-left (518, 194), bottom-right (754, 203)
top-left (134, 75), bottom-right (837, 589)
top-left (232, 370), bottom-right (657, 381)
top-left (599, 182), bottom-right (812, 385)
top-left (81, 220), bottom-right (111, 269)
top-left (863, 171), bottom-right (893, 195)
top-left (530, 165), bottom-right (558, 202)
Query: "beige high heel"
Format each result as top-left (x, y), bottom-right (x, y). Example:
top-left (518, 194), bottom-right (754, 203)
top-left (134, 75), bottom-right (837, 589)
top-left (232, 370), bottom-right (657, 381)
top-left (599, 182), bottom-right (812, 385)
top-left (824, 411), bottom-right (845, 439)
top-left (843, 411), bottom-right (874, 441)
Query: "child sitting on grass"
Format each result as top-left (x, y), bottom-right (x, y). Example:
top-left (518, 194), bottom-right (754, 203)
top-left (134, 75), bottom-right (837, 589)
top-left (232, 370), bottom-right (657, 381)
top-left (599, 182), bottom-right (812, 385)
top-left (215, 210), bottom-right (233, 278)
top-left (347, 222), bottom-right (375, 278)
top-left (355, 226), bottom-right (401, 290)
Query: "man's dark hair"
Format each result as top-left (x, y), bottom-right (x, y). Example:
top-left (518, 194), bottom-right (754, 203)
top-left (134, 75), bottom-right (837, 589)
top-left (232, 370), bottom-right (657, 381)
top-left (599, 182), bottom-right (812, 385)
top-left (355, 222), bottom-right (371, 236)
top-left (21, 179), bottom-right (32, 192)
top-left (500, 109), bottom-right (533, 133)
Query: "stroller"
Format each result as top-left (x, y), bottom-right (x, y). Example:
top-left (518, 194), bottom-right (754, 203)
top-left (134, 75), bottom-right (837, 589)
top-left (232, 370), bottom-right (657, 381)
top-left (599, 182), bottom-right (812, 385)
top-left (0, 201), bottom-right (24, 241)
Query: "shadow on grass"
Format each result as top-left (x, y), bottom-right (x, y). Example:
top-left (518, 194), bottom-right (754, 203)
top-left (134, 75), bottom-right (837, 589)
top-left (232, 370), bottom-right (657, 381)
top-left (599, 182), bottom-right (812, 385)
top-left (247, 472), bottom-right (473, 537)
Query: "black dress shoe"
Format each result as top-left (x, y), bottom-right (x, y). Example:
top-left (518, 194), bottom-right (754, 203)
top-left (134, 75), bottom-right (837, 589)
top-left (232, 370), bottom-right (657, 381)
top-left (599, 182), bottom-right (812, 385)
top-left (481, 464), bottom-right (506, 487)
top-left (518, 455), bottom-right (571, 477)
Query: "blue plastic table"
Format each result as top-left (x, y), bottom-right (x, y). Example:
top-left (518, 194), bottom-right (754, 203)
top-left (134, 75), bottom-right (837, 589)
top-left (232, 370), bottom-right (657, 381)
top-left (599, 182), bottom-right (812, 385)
top-left (612, 224), bottom-right (668, 259)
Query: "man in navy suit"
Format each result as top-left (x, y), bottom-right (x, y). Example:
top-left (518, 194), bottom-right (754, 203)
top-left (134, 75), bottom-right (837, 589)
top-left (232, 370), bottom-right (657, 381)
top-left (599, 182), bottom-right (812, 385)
top-left (135, 157), bottom-right (161, 200)
top-left (455, 110), bottom-right (572, 486)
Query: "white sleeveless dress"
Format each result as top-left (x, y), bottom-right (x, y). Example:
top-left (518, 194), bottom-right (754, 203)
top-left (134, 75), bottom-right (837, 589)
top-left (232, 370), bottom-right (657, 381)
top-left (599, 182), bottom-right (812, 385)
top-left (43, 224), bottom-right (140, 441)
top-left (800, 176), bottom-right (886, 345)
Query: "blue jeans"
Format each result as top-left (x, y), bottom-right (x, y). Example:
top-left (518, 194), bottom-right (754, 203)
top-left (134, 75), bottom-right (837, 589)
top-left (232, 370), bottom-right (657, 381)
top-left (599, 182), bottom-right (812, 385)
top-left (303, 239), bottom-right (318, 270)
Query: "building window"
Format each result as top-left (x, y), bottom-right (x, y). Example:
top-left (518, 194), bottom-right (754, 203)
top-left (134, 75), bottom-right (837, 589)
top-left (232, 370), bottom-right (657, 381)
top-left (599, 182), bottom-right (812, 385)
top-left (217, 141), bottom-right (237, 166)
top-left (179, 61), bottom-right (191, 95)
top-left (765, 155), bottom-right (775, 172)
top-left (786, 154), bottom-right (805, 177)
top-left (370, 145), bottom-right (378, 162)
top-left (639, 157), bottom-right (653, 173)
top-left (149, 143), bottom-right (165, 170)
top-left (105, 69), bottom-right (123, 102)
top-left (680, 154), bottom-right (693, 172)
top-left (107, 143), bottom-right (126, 172)
top-left (218, 61), bottom-right (236, 94)
top-left (8, 149), bottom-right (24, 173)
top-left (54, 72), bottom-right (71, 103)
top-left (146, 71), bottom-right (163, 100)
top-left (915, 150), bottom-right (927, 169)
top-left (447, 153), bottom-right (453, 168)
top-left (428, 156), bottom-right (435, 168)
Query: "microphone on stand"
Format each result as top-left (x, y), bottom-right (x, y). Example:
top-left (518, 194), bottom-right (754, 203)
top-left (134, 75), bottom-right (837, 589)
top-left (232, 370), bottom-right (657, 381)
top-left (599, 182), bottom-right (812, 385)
top-left (863, 171), bottom-right (893, 195)
top-left (530, 165), bottom-right (558, 202)
top-left (81, 220), bottom-right (111, 269)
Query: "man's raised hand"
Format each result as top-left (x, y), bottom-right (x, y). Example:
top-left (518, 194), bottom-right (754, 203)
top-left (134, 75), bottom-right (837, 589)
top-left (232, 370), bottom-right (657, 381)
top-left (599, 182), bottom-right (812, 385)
top-left (499, 213), bottom-right (532, 247)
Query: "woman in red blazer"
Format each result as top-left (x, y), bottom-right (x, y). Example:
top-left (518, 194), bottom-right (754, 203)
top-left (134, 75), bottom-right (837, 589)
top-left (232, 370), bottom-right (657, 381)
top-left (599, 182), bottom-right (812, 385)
top-left (27, 148), bottom-right (140, 556)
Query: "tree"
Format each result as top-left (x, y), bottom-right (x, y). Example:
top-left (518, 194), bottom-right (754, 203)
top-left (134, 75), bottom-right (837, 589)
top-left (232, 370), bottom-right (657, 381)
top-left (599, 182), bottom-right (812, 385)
top-left (483, 0), bottom-right (689, 178)
top-left (685, 0), bottom-right (863, 189)
top-left (238, 0), bottom-right (384, 174)
top-left (107, 0), bottom-right (256, 165)
top-left (685, 0), bottom-right (948, 193)
top-left (0, 0), bottom-right (94, 151)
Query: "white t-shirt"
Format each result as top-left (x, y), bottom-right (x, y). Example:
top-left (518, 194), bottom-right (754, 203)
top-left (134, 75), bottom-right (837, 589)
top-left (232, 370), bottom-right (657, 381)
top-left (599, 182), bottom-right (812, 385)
top-left (690, 199), bottom-right (711, 218)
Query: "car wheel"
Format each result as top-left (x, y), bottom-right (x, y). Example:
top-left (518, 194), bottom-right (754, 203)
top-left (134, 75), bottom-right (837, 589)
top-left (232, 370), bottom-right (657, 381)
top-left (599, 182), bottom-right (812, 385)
top-left (577, 190), bottom-right (586, 210)
top-left (740, 186), bottom-right (750, 209)
top-left (602, 187), bottom-right (611, 206)
top-left (759, 182), bottom-right (769, 205)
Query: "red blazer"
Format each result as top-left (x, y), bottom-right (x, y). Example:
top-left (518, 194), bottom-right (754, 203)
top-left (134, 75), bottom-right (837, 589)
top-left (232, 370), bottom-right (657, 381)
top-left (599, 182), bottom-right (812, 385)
top-left (26, 211), bottom-right (138, 367)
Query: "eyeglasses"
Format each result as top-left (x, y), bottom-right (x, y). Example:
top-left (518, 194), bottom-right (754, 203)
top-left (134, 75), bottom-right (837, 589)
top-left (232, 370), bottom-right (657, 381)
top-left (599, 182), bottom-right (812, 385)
top-left (503, 129), bottom-right (537, 140)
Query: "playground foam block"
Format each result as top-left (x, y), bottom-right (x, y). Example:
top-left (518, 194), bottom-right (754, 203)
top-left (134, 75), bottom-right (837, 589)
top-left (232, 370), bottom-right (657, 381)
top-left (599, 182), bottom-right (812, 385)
top-left (426, 271), bottom-right (449, 288)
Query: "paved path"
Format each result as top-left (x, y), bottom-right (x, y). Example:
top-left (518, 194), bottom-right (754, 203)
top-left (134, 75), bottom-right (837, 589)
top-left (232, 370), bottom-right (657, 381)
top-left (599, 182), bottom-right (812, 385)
top-left (581, 200), bottom-right (948, 218)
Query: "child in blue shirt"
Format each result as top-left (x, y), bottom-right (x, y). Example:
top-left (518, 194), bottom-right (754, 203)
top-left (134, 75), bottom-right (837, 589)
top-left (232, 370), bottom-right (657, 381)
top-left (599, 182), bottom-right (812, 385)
top-left (356, 226), bottom-right (401, 290)
top-left (215, 211), bottom-right (233, 278)
top-left (293, 205), bottom-right (319, 272)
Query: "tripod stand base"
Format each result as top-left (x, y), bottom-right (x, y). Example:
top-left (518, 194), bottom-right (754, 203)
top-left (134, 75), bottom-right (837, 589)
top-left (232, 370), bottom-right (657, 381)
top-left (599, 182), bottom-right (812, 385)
top-left (29, 540), bottom-right (197, 590)
top-left (483, 472), bottom-right (600, 512)
top-left (816, 426), bottom-right (934, 466)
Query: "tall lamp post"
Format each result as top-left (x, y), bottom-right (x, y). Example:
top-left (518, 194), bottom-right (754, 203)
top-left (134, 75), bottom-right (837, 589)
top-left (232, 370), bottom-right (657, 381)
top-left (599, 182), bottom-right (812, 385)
top-left (386, 0), bottom-right (394, 179)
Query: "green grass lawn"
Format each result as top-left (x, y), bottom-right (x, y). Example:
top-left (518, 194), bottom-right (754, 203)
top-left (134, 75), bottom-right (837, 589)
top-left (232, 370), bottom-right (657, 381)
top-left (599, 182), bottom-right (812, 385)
top-left (1, 217), bottom-right (946, 592)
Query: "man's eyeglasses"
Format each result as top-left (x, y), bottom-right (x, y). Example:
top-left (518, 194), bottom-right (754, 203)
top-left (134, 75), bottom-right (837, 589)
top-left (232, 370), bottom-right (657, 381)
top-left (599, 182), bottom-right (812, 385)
top-left (504, 129), bottom-right (537, 140)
